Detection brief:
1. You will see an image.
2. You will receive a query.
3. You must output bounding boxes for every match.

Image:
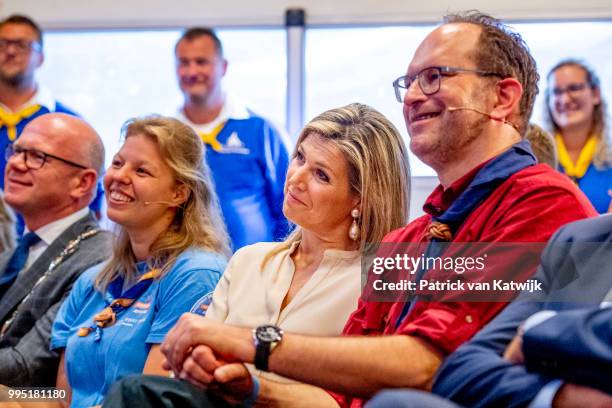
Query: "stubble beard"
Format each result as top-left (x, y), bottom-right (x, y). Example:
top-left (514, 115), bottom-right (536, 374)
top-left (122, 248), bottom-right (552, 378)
top-left (186, 87), bottom-right (212, 107)
top-left (0, 67), bottom-right (30, 88)
top-left (436, 110), bottom-right (488, 164)
top-left (411, 109), bottom-right (488, 168)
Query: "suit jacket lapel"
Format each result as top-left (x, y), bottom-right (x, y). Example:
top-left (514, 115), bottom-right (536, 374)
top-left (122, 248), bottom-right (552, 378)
top-left (0, 252), bottom-right (12, 282)
top-left (0, 252), bottom-right (13, 320)
top-left (0, 213), bottom-right (99, 322)
top-left (603, 287), bottom-right (612, 304)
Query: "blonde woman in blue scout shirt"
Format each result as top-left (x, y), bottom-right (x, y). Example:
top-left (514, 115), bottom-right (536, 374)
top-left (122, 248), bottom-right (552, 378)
top-left (50, 116), bottom-right (230, 407)
top-left (545, 59), bottom-right (612, 213)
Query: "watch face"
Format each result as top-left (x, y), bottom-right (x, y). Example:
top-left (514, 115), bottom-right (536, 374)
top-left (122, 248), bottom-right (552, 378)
top-left (256, 325), bottom-right (283, 343)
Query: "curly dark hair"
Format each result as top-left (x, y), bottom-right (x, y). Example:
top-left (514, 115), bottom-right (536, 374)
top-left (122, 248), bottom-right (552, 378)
top-left (443, 11), bottom-right (539, 135)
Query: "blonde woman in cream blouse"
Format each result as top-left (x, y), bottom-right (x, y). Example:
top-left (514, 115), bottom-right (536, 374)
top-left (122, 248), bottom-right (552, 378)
top-left (204, 103), bottom-right (411, 382)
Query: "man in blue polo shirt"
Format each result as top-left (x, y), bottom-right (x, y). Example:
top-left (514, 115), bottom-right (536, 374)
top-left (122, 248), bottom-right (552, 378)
top-left (174, 27), bottom-right (290, 251)
top-left (0, 14), bottom-right (103, 223)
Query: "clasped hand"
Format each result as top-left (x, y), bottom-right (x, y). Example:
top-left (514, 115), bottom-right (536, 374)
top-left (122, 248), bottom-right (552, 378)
top-left (159, 313), bottom-right (256, 401)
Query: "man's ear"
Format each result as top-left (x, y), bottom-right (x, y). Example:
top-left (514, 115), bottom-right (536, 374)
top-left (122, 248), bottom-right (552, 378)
top-left (35, 50), bottom-right (44, 69)
top-left (172, 183), bottom-right (190, 206)
top-left (69, 170), bottom-right (97, 200)
top-left (489, 77), bottom-right (523, 122)
top-left (221, 58), bottom-right (228, 77)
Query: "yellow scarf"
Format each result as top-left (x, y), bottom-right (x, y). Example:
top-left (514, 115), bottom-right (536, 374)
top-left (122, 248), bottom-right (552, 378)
top-left (198, 122), bottom-right (226, 152)
top-left (556, 134), bottom-right (597, 179)
top-left (0, 104), bottom-right (42, 141)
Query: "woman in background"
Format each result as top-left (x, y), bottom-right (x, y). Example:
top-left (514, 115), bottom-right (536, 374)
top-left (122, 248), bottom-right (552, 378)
top-left (51, 116), bottom-right (229, 407)
top-left (545, 59), bottom-right (612, 213)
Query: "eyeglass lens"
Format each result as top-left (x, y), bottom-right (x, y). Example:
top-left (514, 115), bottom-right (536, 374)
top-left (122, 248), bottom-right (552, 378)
top-left (0, 38), bottom-right (40, 53)
top-left (394, 67), bottom-right (442, 102)
top-left (552, 83), bottom-right (588, 96)
top-left (5, 146), bottom-right (46, 169)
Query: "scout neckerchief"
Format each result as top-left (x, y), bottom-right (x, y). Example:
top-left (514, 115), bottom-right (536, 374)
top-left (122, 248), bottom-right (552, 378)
top-left (556, 134), bottom-right (598, 181)
top-left (395, 140), bottom-right (537, 327)
top-left (198, 122), bottom-right (226, 152)
top-left (78, 267), bottom-right (159, 341)
top-left (0, 104), bottom-right (42, 141)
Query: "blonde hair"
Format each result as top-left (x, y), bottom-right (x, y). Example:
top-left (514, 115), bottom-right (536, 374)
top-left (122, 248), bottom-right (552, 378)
top-left (264, 103), bottom-right (410, 266)
top-left (95, 115), bottom-right (230, 292)
top-left (525, 123), bottom-right (558, 168)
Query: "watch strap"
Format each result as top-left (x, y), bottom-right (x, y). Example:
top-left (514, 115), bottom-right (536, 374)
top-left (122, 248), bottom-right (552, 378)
top-left (254, 340), bottom-right (271, 371)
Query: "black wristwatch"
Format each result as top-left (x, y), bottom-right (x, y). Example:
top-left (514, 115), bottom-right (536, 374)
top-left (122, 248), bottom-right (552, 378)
top-left (252, 325), bottom-right (283, 371)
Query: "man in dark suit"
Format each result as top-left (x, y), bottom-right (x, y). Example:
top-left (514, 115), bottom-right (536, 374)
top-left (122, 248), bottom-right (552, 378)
top-left (0, 113), bottom-right (112, 386)
top-left (520, 306), bottom-right (612, 396)
top-left (431, 214), bottom-right (612, 407)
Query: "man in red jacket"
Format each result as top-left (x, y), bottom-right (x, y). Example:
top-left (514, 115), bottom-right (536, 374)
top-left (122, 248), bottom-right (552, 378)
top-left (103, 11), bottom-right (596, 408)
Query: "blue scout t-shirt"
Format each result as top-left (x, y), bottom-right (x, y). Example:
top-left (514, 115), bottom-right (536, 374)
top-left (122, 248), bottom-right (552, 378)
top-left (573, 163), bottom-right (612, 214)
top-left (176, 102), bottom-right (291, 251)
top-left (51, 248), bottom-right (225, 408)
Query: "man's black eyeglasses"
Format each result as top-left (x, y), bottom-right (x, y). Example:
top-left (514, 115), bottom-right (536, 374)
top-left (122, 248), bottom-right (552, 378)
top-left (0, 38), bottom-right (41, 53)
top-left (392, 66), bottom-right (502, 102)
top-left (5, 145), bottom-right (88, 170)
top-left (551, 82), bottom-right (590, 97)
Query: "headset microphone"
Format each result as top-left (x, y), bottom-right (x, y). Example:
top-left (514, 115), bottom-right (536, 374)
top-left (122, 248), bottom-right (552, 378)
top-left (447, 106), bottom-right (496, 119)
top-left (447, 106), bottom-right (520, 132)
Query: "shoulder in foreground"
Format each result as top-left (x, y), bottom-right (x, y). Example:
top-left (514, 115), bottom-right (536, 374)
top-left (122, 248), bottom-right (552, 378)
top-left (231, 241), bottom-right (289, 260)
top-left (382, 217), bottom-right (428, 243)
top-left (73, 262), bottom-right (106, 288)
top-left (511, 164), bottom-right (595, 209)
top-left (512, 163), bottom-right (578, 189)
top-left (173, 247), bottom-right (229, 273)
top-left (237, 241), bottom-right (285, 253)
top-left (553, 214), bottom-right (612, 243)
